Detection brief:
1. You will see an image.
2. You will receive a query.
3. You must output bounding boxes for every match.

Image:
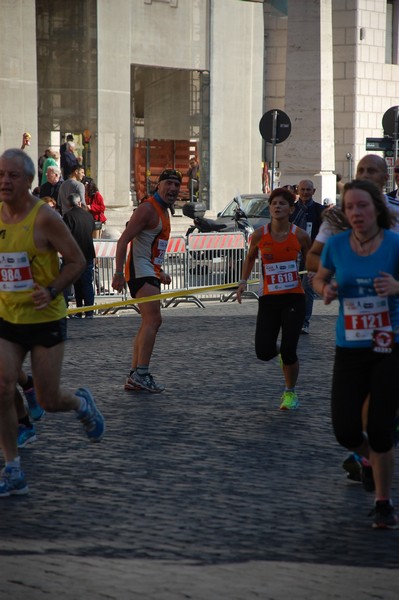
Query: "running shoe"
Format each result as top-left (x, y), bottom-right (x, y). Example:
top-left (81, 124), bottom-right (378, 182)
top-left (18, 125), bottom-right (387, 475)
top-left (75, 387), bottom-right (105, 442)
top-left (125, 371), bottom-right (143, 391)
top-left (361, 460), bottom-right (375, 493)
top-left (0, 466), bottom-right (29, 497)
top-left (342, 453), bottom-right (362, 483)
top-left (132, 371), bottom-right (165, 393)
top-left (24, 385), bottom-right (45, 421)
top-left (17, 425), bottom-right (37, 448)
top-left (370, 500), bottom-right (398, 530)
top-left (301, 325), bottom-right (310, 335)
top-left (279, 390), bottom-right (299, 410)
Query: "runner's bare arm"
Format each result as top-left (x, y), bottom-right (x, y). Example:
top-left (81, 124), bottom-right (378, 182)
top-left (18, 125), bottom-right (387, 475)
top-left (236, 228), bottom-right (262, 304)
top-left (313, 264), bottom-right (337, 305)
top-left (306, 240), bottom-right (324, 273)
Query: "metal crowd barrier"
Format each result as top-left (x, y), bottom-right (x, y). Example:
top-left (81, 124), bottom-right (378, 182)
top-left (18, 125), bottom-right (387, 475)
top-left (92, 232), bottom-right (260, 311)
top-left (93, 239), bottom-right (126, 298)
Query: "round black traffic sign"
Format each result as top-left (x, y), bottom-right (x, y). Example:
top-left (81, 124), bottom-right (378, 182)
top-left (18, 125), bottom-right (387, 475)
top-left (259, 109), bottom-right (291, 143)
top-left (382, 106), bottom-right (399, 136)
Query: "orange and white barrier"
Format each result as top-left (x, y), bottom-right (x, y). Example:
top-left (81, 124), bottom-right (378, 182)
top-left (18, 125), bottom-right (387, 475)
top-left (188, 232), bottom-right (246, 251)
top-left (93, 240), bottom-right (117, 258)
top-left (166, 237), bottom-right (186, 253)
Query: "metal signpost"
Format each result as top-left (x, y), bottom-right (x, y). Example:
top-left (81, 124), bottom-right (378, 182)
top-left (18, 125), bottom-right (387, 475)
top-left (365, 137), bottom-right (394, 152)
top-left (382, 105), bottom-right (399, 162)
top-left (259, 109), bottom-right (291, 191)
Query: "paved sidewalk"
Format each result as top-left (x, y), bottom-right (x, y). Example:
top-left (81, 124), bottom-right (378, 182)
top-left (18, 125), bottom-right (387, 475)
top-left (2, 298), bottom-right (399, 600)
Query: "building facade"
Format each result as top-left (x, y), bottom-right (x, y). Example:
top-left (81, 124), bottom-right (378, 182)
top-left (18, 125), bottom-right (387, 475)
top-left (263, 0), bottom-right (399, 200)
top-left (1, 0), bottom-right (398, 215)
top-left (0, 0), bottom-right (264, 217)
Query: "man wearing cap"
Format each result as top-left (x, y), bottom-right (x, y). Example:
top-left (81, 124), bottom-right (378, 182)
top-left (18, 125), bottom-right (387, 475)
top-left (112, 168), bottom-right (181, 392)
top-left (60, 141), bottom-right (82, 180)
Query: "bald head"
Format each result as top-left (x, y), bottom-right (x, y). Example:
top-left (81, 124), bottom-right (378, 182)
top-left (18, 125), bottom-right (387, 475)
top-left (297, 180), bottom-right (315, 204)
top-left (355, 154), bottom-right (388, 192)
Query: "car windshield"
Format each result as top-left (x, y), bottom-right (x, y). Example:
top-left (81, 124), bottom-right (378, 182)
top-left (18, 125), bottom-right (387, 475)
top-left (222, 196), bottom-right (270, 219)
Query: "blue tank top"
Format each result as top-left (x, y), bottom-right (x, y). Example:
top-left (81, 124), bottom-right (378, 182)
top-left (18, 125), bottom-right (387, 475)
top-left (322, 229), bottom-right (399, 348)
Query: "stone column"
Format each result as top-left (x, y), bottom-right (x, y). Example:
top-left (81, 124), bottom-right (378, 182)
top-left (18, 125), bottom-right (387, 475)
top-left (283, 0), bottom-right (336, 203)
top-left (0, 0), bottom-right (38, 163)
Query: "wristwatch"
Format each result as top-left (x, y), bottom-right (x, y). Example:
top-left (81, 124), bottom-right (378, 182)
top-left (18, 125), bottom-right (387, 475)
top-left (47, 286), bottom-right (58, 300)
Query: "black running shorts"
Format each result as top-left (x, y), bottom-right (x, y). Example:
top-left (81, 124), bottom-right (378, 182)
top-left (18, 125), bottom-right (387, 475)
top-left (0, 317), bottom-right (67, 350)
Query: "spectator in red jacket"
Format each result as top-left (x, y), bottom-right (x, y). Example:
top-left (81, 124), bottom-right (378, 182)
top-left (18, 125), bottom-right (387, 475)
top-left (86, 180), bottom-right (107, 238)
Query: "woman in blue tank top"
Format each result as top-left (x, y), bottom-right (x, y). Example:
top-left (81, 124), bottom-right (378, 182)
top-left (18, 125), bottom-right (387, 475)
top-left (314, 179), bottom-right (399, 530)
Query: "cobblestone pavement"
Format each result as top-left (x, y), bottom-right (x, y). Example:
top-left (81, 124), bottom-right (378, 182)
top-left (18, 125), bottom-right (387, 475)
top-left (2, 298), bottom-right (399, 600)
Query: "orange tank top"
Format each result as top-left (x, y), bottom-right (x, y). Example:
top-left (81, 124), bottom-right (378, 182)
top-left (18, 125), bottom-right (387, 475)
top-left (257, 223), bottom-right (304, 296)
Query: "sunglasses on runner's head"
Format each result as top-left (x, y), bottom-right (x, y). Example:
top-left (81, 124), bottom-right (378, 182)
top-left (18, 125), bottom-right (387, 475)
top-left (158, 169), bottom-right (182, 183)
top-left (394, 167), bottom-right (399, 174)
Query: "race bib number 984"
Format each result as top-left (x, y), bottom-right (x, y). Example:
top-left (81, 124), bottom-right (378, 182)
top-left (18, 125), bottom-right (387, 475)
top-left (0, 252), bottom-right (34, 292)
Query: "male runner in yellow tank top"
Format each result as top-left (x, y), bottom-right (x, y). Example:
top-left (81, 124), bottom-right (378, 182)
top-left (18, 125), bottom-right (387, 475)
top-left (0, 148), bottom-right (105, 497)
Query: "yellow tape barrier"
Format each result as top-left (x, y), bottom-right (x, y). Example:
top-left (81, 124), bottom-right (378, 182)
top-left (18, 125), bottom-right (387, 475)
top-left (67, 270), bottom-right (307, 316)
top-left (67, 280), bottom-right (259, 315)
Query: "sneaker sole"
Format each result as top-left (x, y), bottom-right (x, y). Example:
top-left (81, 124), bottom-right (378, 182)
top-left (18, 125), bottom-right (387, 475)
top-left (372, 521), bottom-right (398, 530)
top-left (84, 419), bottom-right (105, 443)
top-left (124, 381), bottom-right (144, 391)
top-left (0, 486), bottom-right (29, 498)
top-left (18, 433), bottom-right (37, 449)
top-left (131, 379), bottom-right (165, 393)
top-left (342, 460), bottom-right (362, 483)
top-left (346, 474), bottom-right (362, 483)
top-left (134, 384), bottom-right (165, 393)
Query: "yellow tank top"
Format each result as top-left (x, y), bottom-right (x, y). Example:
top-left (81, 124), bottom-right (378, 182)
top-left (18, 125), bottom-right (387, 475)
top-left (0, 200), bottom-right (66, 323)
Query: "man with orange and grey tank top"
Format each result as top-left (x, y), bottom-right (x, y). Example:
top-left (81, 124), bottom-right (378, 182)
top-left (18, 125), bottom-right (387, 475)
top-left (112, 169), bottom-right (182, 393)
top-left (0, 148), bottom-right (105, 498)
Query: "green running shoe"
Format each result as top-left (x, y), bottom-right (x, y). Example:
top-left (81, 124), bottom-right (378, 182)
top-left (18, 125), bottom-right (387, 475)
top-left (279, 390), bottom-right (299, 411)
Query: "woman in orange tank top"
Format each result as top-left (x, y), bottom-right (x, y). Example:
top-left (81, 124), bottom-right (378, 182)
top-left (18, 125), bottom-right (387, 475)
top-left (237, 188), bottom-right (311, 410)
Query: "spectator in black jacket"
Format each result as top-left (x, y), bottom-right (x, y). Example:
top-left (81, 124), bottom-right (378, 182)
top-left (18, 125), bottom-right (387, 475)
top-left (63, 193), bottom-right (96, 318)
top-left (290, 179), bottom-right (326, 334)
top-left (61, 141), bottom-right (82, 179)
